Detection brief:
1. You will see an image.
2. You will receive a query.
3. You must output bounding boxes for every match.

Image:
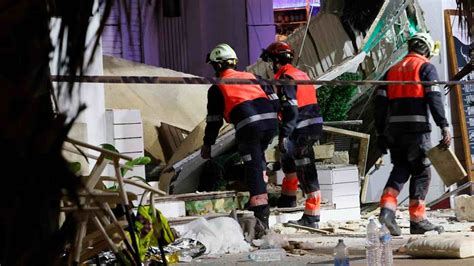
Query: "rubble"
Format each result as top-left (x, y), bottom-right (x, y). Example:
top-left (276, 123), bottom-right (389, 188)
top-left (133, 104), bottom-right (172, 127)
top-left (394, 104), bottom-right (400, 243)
top-left (455, 195), bottom-right (474, 222)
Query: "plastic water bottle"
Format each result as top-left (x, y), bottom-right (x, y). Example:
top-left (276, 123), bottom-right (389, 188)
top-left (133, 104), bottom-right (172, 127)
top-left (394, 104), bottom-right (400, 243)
top-left (334, 239), bottom-right (350, 266)
top-left (248, 248), bottom-right (285, 262)
top-left (366, 219), bottom-right (380, 266)
top-left (379, 224), bottom-right (393, 266)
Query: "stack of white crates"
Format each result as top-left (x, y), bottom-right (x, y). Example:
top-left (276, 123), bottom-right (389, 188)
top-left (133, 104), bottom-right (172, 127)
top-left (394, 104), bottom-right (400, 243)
top-left (318, 165), bottom-right (361, 222)
top-left (105, 109), bottom-right (146, 204)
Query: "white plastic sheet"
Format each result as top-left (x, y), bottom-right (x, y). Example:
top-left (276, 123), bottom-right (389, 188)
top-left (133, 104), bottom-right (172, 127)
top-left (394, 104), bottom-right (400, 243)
top-left (178, 217), bottom-right (251, 255)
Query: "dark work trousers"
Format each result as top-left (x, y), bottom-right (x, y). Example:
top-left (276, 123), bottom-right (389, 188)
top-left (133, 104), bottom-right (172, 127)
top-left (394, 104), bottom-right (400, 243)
top-left (386, 131), bottom-right (432, 200)
top-left (238, 129), bottom-right (276, 197)
top-left (281, 133), bottom-right (321, 194)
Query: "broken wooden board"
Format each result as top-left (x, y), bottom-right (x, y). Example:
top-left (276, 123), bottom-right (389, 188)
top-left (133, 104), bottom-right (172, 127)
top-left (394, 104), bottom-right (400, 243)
top-left (158, 123), bottom-right (235, 194)
top-left (283, 223), bottom-right (332, 235)
top-left (103, 56), bottom-right (209, 162)
top-left (427, 145), bottom-right (467, 187)
top-left (323, 125), bottom-right (370, 179)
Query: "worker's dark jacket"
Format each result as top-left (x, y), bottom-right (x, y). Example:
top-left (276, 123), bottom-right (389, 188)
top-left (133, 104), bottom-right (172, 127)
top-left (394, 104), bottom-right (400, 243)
top-left (274, 64), bottom-right (323, 138)
top-left (203, 69), bottom-right (278, 145)
top-left (375, 53), bottom-right (449, 135)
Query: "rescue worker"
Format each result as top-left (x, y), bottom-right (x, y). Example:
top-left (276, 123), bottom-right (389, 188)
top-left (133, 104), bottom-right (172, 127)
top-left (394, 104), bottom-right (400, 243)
top-left (201, 43), bottom-right (278, 233)
top-left (261, 42), bottom-right (323, 228)
top-left (375, 32), bottom-right (451, 236)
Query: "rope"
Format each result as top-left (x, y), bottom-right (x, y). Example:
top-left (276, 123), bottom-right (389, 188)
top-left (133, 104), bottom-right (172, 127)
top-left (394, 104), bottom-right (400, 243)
top-left (51, 75), bottom-right (474, 86)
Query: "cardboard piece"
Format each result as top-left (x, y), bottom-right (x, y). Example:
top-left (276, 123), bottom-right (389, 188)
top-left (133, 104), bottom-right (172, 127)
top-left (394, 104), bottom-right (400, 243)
top-left (427, 145), bottom-right (467, 186)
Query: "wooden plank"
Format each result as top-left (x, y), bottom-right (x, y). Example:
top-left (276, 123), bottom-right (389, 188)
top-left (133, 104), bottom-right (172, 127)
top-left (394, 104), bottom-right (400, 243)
top-left (153, 191), bottom-right (236, 203)
top-left (323, 126), bottom-right (370, 177)
top-left (66, 138), bottom-right (133, 161)
top-left (427, 145), bottom-right (467, 186)
top-left (101, 176), bottom-right (167, 196)
top-left (283, 223), bottom-right (331, 235)
top-left (358, 136), bottom-right (370, 178)
top-left (323, 126), bottom-right (369, 140)
top-left (445, 10), bottom-right (474, 184)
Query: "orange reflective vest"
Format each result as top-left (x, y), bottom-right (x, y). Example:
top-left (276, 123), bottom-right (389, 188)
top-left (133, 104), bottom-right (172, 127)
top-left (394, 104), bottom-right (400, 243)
top-left (274, 64), bottom-right (318, 107)
top-left (218, 69), bottom-right (268, 122)
top-left (386, 53), bottom-right (429, 100)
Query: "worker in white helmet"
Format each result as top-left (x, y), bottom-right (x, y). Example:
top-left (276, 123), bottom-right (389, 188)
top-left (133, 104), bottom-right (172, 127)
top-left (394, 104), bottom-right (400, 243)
top-left (201, 43), bottom-right (278, 236)
top-left (375, 32), bottom-right (451, 236)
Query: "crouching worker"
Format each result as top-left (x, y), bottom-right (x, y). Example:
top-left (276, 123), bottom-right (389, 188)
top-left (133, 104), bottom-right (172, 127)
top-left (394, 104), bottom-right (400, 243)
top-left (200, 43), bottom-right (278, 235)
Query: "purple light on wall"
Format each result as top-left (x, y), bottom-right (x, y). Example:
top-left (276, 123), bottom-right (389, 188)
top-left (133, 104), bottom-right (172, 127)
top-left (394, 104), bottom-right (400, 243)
top-left (273, 0), bottom-right (320, 9)
top-left (102, 0), bottom-right (276, 76)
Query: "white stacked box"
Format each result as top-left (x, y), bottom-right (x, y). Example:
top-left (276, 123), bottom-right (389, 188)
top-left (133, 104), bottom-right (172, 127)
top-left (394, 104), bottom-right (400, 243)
top-left (105, 109), bottom-right (146, 203)
top-left (317, 165), bottom-right (361, 220)
top-left (154, 201), bottom-right (186, 218)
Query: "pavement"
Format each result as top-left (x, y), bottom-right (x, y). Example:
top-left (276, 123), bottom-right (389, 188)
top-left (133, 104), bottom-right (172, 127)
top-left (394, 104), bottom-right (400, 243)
top-left (180, 209), bottom-right (474, 265)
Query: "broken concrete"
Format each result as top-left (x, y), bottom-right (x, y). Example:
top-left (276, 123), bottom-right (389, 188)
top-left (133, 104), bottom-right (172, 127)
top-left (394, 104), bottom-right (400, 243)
top-left (103, 56), bottom-right (209, 163)
top-left (455, 195), bottom-right (474, 222)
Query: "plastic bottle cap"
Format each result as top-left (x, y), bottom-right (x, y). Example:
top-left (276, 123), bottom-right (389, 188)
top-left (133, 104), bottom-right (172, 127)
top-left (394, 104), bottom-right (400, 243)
top-left (338, 239), bottom-right (344, 243)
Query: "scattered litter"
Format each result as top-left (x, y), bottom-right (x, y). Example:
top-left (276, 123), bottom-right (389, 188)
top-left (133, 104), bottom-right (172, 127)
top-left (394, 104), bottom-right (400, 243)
top-left (296, 241), bottom-right (318, 250)
top-left (163, 238), bottom-right (205, 262)
top-left (177, 217), bottom-right (251, 255)
top-left (83, 251), bottom-right (117, 264)
top-left (249, 248), bottom-right (286, 262)
top-left (252, 231), bottom-right (289, 249)
top-left (272, 223), bottom-right (305, 234)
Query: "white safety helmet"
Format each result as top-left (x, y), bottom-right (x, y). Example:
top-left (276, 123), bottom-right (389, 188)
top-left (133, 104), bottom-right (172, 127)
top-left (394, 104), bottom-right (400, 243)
top-left (409, 32), bottom-right (440, 57)
top-left (207, 43), bottom-right (238, 64)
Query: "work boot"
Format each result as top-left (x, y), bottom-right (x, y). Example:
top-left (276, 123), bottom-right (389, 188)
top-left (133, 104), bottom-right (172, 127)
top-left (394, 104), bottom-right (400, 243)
top-left (410, 219), bottom-right (444, 235)
top-left (288, 214), bottom-right (319, 229)
top-left (249, 205), bottom-right (270, 239)
top-left (379, 207), bottom-right (402, 236)
top-left (276, 195), bottom-right (297, 208)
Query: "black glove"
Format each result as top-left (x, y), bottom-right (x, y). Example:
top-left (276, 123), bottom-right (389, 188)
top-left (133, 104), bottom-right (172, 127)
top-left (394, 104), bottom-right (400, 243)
top-left (278, 136), bottom-right (290, 154)
top-left (376, 135), bottom-right (388, 155)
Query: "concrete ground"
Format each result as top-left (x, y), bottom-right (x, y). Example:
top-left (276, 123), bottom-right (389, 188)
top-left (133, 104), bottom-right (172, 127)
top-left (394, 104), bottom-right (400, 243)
top-left (185, 253), bottom-right (474, 265)
top-left (180, 209), bottom-right (474, 265)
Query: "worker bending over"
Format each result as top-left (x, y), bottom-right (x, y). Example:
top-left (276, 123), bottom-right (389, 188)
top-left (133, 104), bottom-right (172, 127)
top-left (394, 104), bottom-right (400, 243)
top-left (261, 41), bottom-right (324, 229)
top-left (201, 43), bottom-right (278, 235)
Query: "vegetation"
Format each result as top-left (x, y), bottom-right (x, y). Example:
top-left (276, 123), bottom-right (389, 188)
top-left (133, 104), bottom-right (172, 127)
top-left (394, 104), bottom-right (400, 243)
top-left (317, 73), bottom-right (361, 121)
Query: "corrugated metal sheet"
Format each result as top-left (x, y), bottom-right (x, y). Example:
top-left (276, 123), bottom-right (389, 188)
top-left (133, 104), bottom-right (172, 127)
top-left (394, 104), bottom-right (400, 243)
top-left (247, 12), bottom-right (359, 78)
top-left (158, 14), bottom-right (188, 73)
top-left (102, 3), bottom-right (122, 58)
top-left (102, 0), bottom-right (143, 63)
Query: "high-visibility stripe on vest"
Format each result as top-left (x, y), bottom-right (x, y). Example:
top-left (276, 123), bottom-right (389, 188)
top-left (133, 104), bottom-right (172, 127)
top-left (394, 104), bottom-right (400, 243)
top-left (274, 64), bottom-right (318, 107)
top-left (386, 53), bottom-right (429, 100)
top-left (218, 69), bottom-right (268, 122)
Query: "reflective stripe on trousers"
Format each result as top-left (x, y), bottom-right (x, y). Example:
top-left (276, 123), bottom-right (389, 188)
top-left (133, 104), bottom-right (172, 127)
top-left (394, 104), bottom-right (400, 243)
top-left (304, 190), bottom-right (321, 216)
top-left (380, 187), bottom-right (399, 211)
top-left (295, 158), bottom-right (311, 166)
top-left (267, 93), bottom-right (278, 100)
top-left (388, 115), bottom-right (428, 123)
top-left (250, 193), bottom-right (268, 207)
top-left (235, 112), bottom-right (278, 131)
top-left (409, 199), bottom-right (426, 222)
top-left (281, 173), bottom-right (298, 196)
top-left (296, 117), bottom-right (323, 129)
